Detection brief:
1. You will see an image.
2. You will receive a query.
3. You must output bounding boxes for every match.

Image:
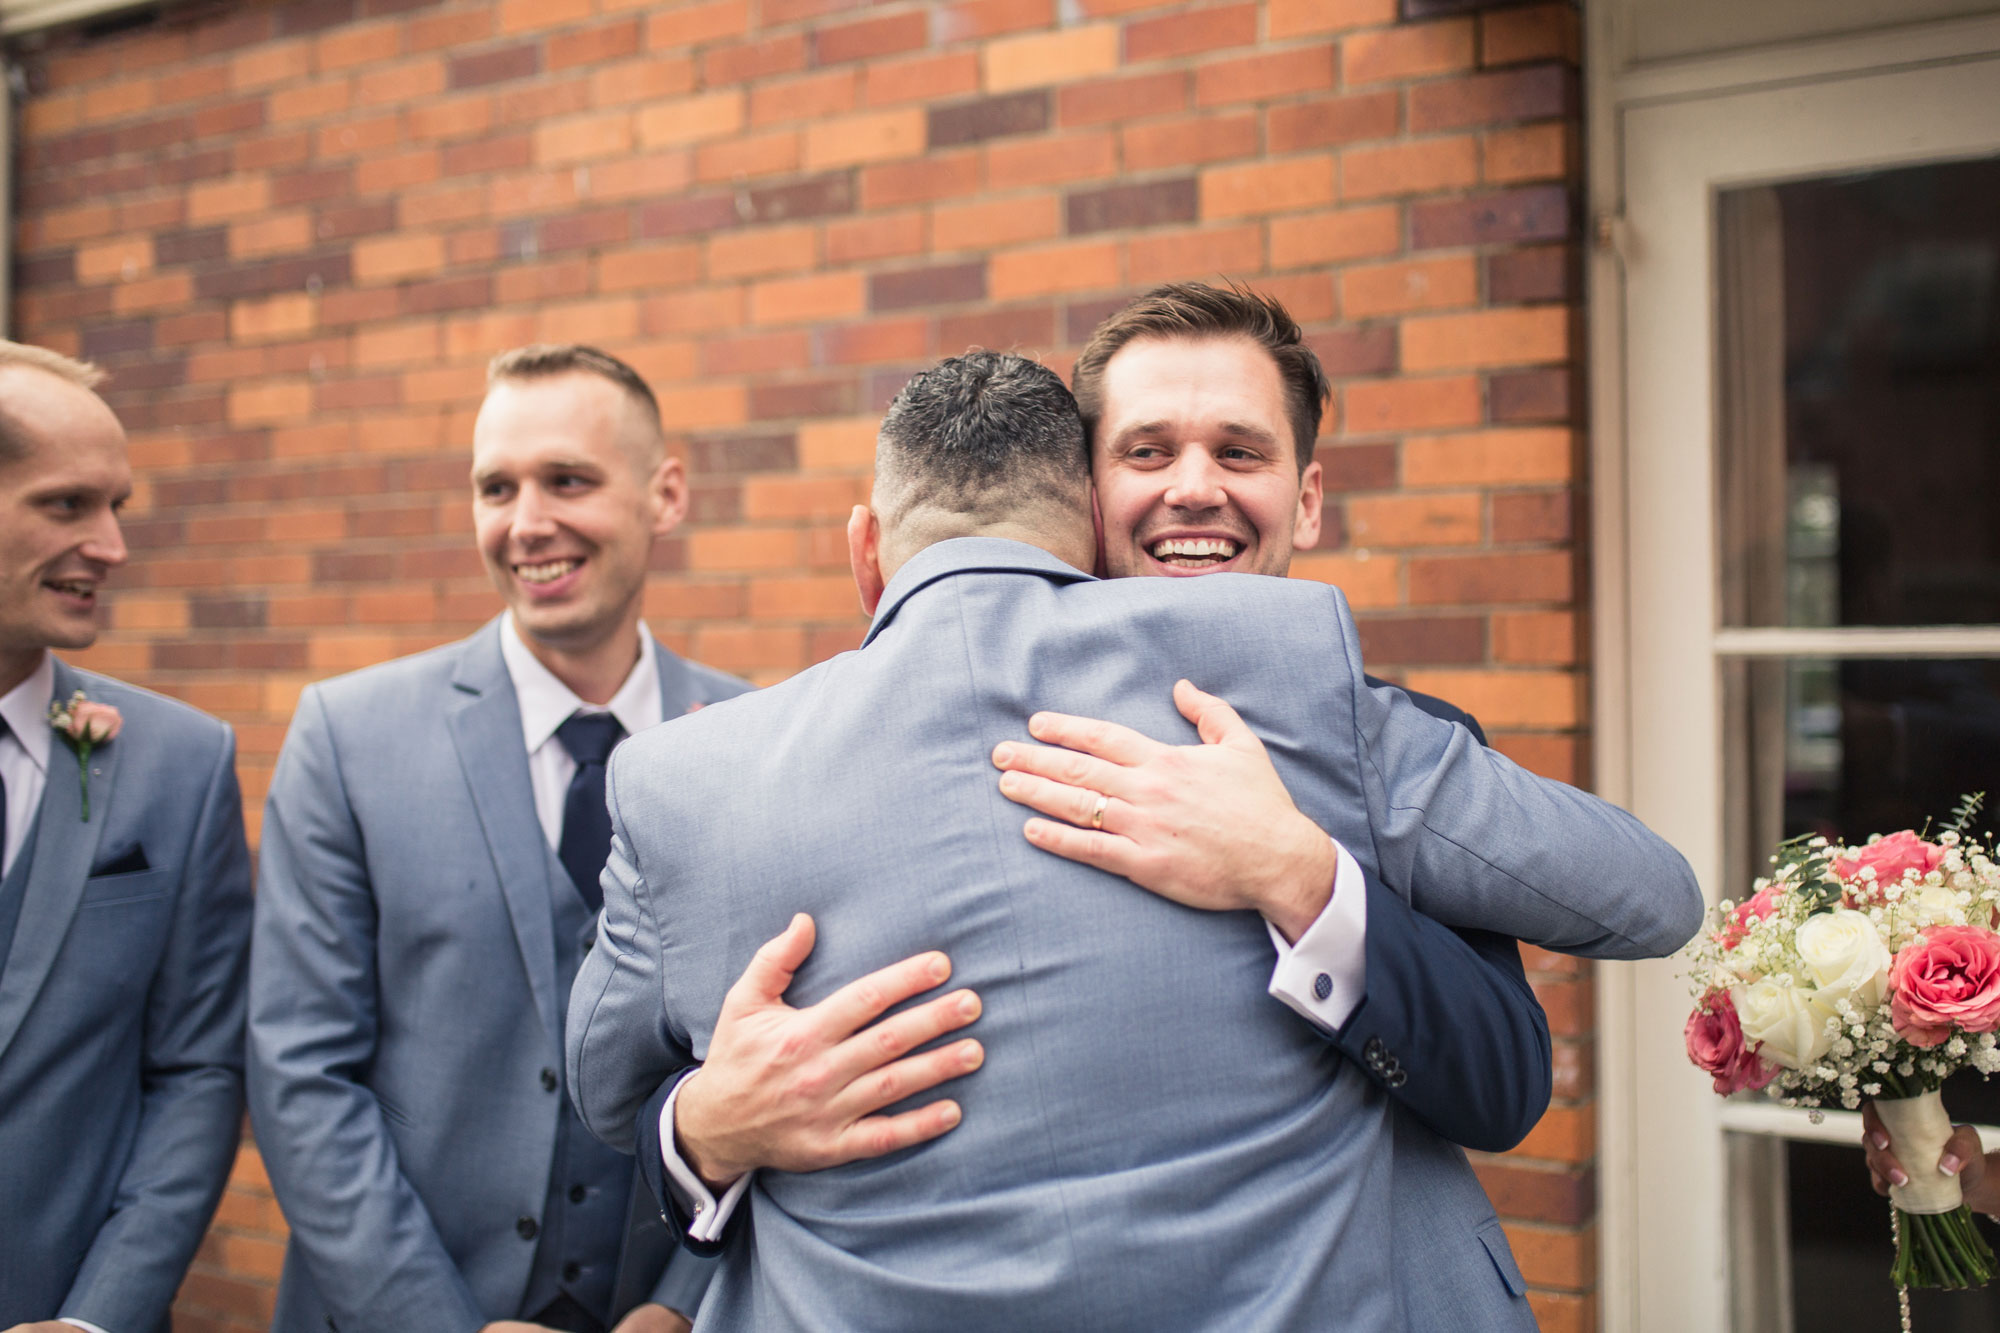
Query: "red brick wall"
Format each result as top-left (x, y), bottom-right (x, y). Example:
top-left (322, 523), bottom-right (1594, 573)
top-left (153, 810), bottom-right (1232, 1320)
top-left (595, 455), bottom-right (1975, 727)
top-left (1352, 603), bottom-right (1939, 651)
top-left (6, 0), bottom-right (1590, 1327)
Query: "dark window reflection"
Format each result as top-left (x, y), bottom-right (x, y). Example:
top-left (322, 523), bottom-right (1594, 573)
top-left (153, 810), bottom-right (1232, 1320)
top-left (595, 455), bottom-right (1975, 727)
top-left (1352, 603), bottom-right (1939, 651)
top-left (1790, 1140), bottom-right (2000, 1329)
top-left (1719, 156), bottom-right (2000, 628)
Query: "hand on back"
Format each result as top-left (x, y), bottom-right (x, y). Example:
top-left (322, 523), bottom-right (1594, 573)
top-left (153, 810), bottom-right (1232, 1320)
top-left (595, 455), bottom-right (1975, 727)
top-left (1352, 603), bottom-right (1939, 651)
top-left (675, 914), bottom-right (984, 1188)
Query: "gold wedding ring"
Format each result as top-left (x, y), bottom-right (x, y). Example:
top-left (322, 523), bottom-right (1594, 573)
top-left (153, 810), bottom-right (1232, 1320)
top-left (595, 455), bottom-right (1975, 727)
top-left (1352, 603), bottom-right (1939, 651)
top-left (1089, 793), bottom-right (1108, 831)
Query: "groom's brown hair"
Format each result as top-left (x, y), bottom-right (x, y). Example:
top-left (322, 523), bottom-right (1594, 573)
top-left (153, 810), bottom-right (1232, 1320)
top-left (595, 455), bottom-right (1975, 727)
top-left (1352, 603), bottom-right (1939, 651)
top-left (1069, 281), bottom-right (1330, 477)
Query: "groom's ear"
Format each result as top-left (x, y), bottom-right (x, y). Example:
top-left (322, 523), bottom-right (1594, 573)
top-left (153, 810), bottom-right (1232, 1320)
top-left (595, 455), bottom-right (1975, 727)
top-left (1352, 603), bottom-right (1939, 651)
top-left (848, 504), bottom-right (886, 616)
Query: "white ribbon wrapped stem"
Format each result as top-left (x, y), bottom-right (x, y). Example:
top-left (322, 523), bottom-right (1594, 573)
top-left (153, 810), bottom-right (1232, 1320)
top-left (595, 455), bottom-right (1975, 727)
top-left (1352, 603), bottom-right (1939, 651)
top-left (1877, 1089), bottom-right (1965, 1215)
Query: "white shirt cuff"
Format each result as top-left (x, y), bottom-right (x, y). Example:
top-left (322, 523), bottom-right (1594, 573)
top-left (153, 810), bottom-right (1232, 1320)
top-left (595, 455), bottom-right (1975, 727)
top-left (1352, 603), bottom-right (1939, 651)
top-left (61, 1320), bottom-right (112, 1333)
top-left (659, 1076), bottom-right (753, 1244)
top-left (1265, 839), bottom-right (1368, 1033)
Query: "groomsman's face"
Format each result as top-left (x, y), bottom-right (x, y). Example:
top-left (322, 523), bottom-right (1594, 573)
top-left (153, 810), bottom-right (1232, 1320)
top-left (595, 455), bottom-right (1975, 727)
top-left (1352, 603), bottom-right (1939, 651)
top-left (1089, 335), bottom-right (1322, 582)
top-left (470, 372), bottom-right (686, 655)
top-left (0, 367), bottom-right (131, 680)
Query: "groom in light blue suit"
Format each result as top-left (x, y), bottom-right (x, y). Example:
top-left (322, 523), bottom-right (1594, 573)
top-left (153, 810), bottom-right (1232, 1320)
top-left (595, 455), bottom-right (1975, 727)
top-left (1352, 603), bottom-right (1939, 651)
top-left (0, 344), bottom-right (252, 1333)
top-left (249, 347), bottom-right (743, 1333)
top-left (569, 352), bottom-right (1699, 1330)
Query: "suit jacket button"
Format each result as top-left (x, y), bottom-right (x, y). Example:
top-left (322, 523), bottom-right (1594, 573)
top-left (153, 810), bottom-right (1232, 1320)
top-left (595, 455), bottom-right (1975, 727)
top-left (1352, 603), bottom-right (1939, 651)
top-left (1386, 1068), bottom-right (1409, 1089)
top-left (517, 1216), bottom-right (539, 1240)
top-left (1363, 1036), bottom-right (1385, 1061)
top-left (563, 1261), bottom-right (582, 1283)
top-left (540, 1067), bottom-right (558, 1092)
top-left (569, 1183), bottom-right (588, 1204)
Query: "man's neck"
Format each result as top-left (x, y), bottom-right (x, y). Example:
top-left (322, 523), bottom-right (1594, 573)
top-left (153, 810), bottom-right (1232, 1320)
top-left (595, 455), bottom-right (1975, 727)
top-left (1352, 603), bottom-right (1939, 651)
top-left (516, 617), bottom-right (643, 706)
top-left (0, 645), bottom-right (49, 703)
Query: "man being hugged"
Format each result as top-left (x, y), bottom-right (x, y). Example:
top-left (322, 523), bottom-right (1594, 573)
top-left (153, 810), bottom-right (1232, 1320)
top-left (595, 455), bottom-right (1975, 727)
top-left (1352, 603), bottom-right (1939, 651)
top-left (249, 346), bottom-right (745, 1333)
top-left (0, 343), bottom-right (252, 1333)
top-left (567, 349), bottom-right (1697, 1330)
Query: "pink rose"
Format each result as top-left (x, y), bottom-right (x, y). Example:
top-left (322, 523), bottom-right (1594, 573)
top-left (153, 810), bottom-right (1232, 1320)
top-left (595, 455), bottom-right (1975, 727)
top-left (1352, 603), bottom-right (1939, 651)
top-left (1685, 991), bottom-right (1778, 1095)
top-left (63, 700), bottom-right (123, 744)
top-left (1836, 830), bottom-right (1944, 900)
top-left (1717, 884), bottom-right (1783, 951)
top-left (1888, 925), bottom-right (2000, 1047)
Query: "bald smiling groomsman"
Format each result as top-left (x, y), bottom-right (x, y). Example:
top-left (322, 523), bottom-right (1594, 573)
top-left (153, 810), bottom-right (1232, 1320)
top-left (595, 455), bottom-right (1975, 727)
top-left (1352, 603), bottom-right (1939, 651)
top-left (0, 343), bottom-right (252, 1333)
top-left (248, 346), bottom-right (747, 1333)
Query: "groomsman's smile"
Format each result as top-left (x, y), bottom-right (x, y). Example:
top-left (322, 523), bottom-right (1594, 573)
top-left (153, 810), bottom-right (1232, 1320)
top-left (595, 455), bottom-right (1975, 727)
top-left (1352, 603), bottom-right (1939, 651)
top-left (1090, 334), bottom-right (1323, 583)
top-left (471, 367), bottom-right (687, 677)
top-left (0, 361), bottom-right (131, 687)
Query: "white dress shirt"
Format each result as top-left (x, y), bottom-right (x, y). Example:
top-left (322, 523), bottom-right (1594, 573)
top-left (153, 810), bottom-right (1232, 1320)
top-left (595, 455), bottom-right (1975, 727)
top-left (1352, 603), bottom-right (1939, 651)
top-left (498, 615), bottom-right (663, 851)
top-left (659, 836), bottom-right (1371, 1243)
top-left (0, 651), bottom-right (54, 880)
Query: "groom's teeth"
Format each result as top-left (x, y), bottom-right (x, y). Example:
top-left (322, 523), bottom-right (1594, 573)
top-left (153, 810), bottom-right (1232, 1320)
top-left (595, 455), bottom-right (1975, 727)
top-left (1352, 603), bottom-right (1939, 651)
top-left (1150, 538), bottom-right (1240, 564)
top-left (48, 579), bottom-right (93, 595)
top-left (517, 559), bottom-right (580, 584)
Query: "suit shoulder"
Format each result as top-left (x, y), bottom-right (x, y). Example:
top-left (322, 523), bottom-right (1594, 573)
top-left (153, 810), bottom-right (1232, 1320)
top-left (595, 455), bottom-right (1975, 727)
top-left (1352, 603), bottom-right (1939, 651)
top-left (1075, 570), bottom-right (1349, 634)
top-left (66, 665), bottom-right (233, 753)
top-left (304, 636), bottom-right (467, 713)
top-left (661, 647), bottom-right (754, 703)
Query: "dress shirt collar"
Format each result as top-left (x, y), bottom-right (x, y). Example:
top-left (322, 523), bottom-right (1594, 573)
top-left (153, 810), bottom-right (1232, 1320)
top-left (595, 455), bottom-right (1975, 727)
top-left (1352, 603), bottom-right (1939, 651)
top-left (0, 652), bottom-right (55, 775)
top-left (499, 614), bottom-right (662, 755)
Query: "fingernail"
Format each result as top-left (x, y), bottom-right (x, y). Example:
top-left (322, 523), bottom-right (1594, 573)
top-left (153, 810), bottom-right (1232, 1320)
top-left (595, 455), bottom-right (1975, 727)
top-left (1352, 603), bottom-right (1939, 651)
top-left (1942, 1155), bottom-right (1962, 1177)
top-left (1872, 1132), bottom-right (1890, 1150)
top-left (958, 992), bottom-right (980, 1018)
top-left (992, 744), bottom-right (1013, 765)
top-left (960, 1040), bottom-right (983, 1067)
top-left (1891, 1168), bottom-right (1909, 1187)
top-left (940, 1102), bottom-right (961, 1127)
top-left (998, 772), bottom-right (1020, 795)
top-left (928, 953), bottom-right (950, 982)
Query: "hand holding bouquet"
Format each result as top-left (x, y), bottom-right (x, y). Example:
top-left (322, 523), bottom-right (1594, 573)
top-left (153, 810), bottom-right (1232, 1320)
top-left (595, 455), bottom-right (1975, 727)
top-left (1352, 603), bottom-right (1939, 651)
top-left (1684, 798), bottom-right (2000, 1293)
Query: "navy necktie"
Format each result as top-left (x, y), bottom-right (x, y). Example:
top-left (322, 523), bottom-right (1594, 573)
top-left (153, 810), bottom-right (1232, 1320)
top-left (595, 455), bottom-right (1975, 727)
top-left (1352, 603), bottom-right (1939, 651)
top-left (0, 713), bottom-right (10, 870)
top-left (555, 712), bottom-right (624, 914)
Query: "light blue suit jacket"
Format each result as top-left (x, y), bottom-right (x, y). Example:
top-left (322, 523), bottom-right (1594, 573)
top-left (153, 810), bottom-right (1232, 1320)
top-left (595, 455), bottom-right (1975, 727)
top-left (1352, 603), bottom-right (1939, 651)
top-left (569, 540), bottom-right (1701, 1332)
top-left (0, 659), bottom-right (251, 1333)
top-left (248, 621), bottom-right (749, 1333)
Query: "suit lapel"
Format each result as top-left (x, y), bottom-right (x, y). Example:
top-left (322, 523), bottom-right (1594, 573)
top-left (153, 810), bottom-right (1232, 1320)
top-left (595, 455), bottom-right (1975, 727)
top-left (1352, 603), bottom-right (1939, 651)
top-left (0, 659), bottom-right (116, 1062)
top-left (651, 633), bottom-right (701, 719)
top-left (446, 622), bottom-right (560, 1044)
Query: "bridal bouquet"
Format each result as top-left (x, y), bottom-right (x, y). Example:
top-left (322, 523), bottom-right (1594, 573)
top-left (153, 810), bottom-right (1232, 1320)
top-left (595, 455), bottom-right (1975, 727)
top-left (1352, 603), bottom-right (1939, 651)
top-left (1684, 796), bottom-right (2000, 1291)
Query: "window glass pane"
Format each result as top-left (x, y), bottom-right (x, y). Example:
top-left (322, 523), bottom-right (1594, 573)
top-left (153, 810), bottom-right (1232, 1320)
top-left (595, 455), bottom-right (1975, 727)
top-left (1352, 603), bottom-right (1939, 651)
top-left (1717, 156), bottom-right (2000, 627)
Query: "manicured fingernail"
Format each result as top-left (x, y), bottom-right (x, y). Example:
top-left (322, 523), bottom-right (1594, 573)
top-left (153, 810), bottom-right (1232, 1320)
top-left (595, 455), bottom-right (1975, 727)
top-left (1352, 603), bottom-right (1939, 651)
top-left (928, 953), bottom-right (949, 982)
top-left (960, 1039), bottom-right (983, 1067)
top-left (1872, 1132), bottom-right (1890, 1150)
top-left (1891, 1168), bottom-right (1909, 1187)
top-left (958, 992), bottom-right (980, 1018)
top-left (1942, 1155), bottom-right (1962, 1177)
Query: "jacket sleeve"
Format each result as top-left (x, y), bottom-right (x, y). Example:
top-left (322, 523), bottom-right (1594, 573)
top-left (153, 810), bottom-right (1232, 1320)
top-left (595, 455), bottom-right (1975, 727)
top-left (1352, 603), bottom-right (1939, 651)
top-left (1336, 594), bottom-right (1705, 959)
top-left (634, 1070), bottom-right (740, 1259)
top-left (1324, 873), bottom-right (1551, 1153)
top-left (62, 725), bottom-right (253, 1333)
top-left (567, 754), bottom-right (697, 1156)
top-left (246, 687), bottom-right (487, 1333)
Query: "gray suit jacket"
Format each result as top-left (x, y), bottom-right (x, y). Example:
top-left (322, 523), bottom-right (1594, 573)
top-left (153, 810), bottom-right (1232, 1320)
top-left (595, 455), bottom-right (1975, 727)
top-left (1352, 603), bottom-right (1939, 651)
top-left (248, 620), bottom-right (749, 1333)
top-left (0, 660), bottom-right (251, 1333)
top-left (569, 539), bottom-right (1700, 1332)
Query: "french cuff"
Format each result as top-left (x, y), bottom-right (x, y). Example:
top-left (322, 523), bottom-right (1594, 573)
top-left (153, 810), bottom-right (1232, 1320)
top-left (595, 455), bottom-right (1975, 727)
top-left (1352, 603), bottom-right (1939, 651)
top-left (61, 1320), bottom-right (112, 1333)
top-left (659, 1077), bottom-right (752, 1244)
top-left (1265, 839), bottom-right (1368, 1033)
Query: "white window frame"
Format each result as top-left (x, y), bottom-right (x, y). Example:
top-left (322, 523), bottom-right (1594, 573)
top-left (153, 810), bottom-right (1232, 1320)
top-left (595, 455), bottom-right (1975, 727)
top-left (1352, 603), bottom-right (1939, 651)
top-left (1587, 9), bottom-right (2000, 1330)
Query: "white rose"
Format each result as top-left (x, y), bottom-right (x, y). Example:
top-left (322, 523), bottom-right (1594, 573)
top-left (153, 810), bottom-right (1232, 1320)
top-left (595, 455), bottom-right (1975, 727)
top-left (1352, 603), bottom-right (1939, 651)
top-left (1731, 978), bottom-right (1833, 1069)
top-left (1794, 909), bottom-right (1891, 1015)
top-left (1902, 886), bottom-right (1963, 929)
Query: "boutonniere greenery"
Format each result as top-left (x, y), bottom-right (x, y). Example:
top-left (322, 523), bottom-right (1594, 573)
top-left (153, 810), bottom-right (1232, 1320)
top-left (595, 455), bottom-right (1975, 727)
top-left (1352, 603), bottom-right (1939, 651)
top-left (47, 689), bottom-right (123, 821)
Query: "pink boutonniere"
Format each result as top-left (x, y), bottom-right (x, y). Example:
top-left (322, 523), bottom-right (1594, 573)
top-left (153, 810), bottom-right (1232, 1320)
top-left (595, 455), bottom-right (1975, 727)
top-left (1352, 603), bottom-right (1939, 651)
top-left (47, 689), bottom-right (123, 821)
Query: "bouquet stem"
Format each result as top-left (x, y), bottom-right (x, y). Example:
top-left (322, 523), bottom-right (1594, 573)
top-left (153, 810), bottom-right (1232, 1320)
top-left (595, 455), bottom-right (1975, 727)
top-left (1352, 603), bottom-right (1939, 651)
top-left (1877, 1089), bottom-right (1997, 1291)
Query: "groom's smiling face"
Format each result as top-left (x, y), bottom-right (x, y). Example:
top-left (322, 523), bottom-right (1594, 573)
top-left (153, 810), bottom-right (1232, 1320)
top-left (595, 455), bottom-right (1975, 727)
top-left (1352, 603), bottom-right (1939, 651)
top-left (470, 371), bottom-right (683, 654)
top-left (1090, 335), bottom-right (1322, 581)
